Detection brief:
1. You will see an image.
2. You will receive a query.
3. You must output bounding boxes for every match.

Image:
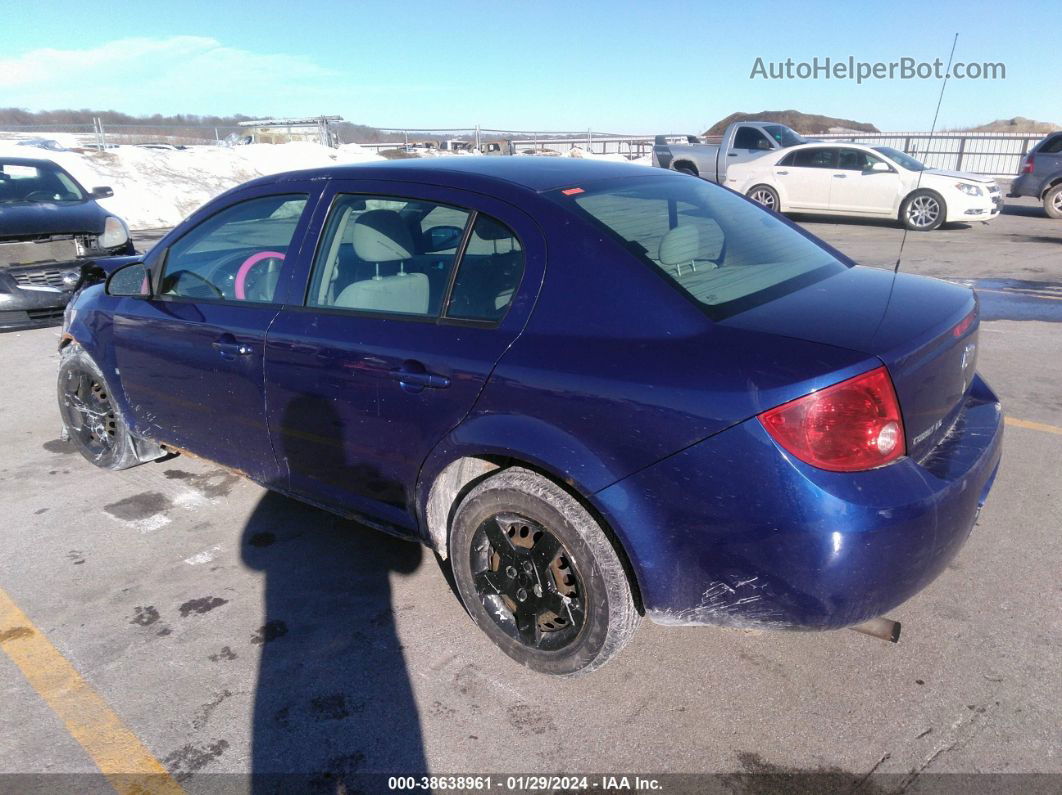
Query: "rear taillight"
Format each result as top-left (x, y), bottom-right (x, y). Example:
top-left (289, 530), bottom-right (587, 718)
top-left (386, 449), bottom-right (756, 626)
top-left (1022, 155), bottom-right (1034, 174)
top-left (759, 366), bottom-right (905, 472)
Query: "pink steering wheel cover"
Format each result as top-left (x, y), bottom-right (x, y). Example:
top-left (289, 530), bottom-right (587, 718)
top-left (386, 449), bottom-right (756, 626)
top-left (234, 250), bottom-right (285, 300)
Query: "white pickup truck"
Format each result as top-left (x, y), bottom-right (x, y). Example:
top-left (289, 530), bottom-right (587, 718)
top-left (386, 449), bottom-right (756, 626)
top-left (652, 122), bottom-right (808, 183)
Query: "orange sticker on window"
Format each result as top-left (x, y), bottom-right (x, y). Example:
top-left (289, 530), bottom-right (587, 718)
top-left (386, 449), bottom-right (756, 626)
top-left (561, 187), bottom-right (585, 195)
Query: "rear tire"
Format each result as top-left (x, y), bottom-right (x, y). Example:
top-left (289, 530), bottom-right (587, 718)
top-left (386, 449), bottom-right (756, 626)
top-left (449, 467), bottom-right (638, 676)
top-left (674, 163), bottom-right (698, 177)
top-left (901, 189), bottom-right (946, 231)
top-left (57, 344), bottom-right (141, 470)
top-left (1044, 184), bottom-right (1062, 219)
top-left (747, 184), bottom-right (780, 211)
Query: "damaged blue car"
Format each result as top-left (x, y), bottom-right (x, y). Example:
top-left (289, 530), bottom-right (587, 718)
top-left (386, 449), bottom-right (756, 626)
top-left (58, 158), bottom-right (1002, 675)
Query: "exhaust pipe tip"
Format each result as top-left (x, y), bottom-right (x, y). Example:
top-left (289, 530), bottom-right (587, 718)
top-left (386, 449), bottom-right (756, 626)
top-left (850, 617), bottom-right (902, 643)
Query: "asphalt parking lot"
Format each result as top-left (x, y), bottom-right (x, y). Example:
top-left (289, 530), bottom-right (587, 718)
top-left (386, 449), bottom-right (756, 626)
top-left (1, 195), bottom-right (1059, 792)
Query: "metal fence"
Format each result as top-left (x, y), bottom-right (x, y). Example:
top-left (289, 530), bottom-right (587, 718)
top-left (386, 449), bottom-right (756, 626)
top-left (0, 120), bottom-right (251, 148)
top-left (352, 127), bottom-right (1043, 174)
top-left (0, 119), bottom-right (1045, 175)
top-left (810, 132), bottom-right (1042, 177)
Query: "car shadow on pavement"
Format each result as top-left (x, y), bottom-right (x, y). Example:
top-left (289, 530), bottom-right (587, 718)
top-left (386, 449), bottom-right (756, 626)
top-left (241, 486), bottom-right (427, 791)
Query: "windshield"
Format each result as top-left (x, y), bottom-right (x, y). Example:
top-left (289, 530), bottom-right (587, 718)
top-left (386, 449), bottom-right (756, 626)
top-left (557, 176), bottom-right (847, 321)
top-left (873, 147), bottom-right (926, 172)
top-left (0, 161), bottom-right (86, 204)
top-left (763, 124), bottom-right (807, 147)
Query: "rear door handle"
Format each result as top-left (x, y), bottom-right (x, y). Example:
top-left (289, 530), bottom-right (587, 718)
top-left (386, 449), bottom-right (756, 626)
top-left (776, 170), bottom-right (789, 175)
top-left (212, 337), bottom-right (253, 359)
top-left (389, 366), bottom-right (450, 390)
top-left (833, 173), bottom-right (847, 178)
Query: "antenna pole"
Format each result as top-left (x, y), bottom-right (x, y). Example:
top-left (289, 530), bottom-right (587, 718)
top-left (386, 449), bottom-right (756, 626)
top-left (895, 32), bottom-right (959, 273)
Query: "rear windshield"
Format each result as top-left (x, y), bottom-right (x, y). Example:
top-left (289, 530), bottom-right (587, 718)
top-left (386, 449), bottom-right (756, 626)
top-left (555, 176), bottom-right (847, 320)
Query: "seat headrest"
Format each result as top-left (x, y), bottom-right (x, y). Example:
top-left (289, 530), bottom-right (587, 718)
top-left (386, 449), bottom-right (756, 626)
top-left (473, 217), bottom-right (513, 242)
top-left (351, 210), bottom-right (415, 262)
top-left (658, 225), bottom-right (700, 267)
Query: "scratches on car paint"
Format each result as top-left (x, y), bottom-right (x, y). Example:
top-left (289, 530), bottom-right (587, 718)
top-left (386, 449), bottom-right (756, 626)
top-left (648, 576), bottom-right (790, 628)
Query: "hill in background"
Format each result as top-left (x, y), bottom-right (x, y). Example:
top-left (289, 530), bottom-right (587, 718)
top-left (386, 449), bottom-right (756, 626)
top-left (0, 108), bottom-right (408, 144)
top-left (963, 117), bottom-right (1060, 133)
top-left (705, 110), bottom-right (879, 136)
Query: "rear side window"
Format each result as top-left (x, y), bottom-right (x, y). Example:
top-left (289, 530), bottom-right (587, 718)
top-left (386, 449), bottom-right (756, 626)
top-left (160, 194), bottom-right (307, 303)
top-left (308, 194), bottom-right (524, 323)
top-left (1040, 135), bottom-right (1062, 155)
top-left (446, 215), bottom-right (524, 322)
top-left (308, 195), bottom-right (470, 317)
top-left (559, 176), bottom-right (846, 321)
top-left (792, 148), bottom-right (837, 168)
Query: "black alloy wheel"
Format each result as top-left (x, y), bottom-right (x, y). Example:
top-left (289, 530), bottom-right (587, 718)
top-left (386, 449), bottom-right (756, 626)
top-left (470, 512), bottom-right (586, 651)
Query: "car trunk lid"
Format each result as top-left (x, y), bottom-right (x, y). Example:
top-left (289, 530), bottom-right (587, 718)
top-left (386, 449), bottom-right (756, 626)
top-left (721, 266), bottom-right (979, 461)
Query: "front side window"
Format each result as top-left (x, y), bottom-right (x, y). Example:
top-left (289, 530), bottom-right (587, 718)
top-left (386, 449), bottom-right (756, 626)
top-left (733, 126), bottom-right (772, 150)
top-left (308, 195), bottom-right (470, 317)
top-left (838, 149), bottom-right (885, 171)
top-left (160, 194), bottom-right (307, 303)
top-left (558, 176), bottom-right (847, 321)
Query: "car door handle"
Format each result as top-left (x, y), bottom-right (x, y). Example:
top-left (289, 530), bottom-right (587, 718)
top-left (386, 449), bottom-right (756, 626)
top-left (776, 170), bottom-right (789, 175)
top-left (833, 173), bottom-right (847, 178)
top-left (389, 367), bottom-right (450, 389)
top-left (727, 153), bottom-right (739, 157)
top-left (212, 338), bottom-right (253, 359)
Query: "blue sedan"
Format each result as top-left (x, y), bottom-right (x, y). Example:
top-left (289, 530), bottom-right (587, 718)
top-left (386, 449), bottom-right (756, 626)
top-left (58, 158), bottom-right (1003, 675)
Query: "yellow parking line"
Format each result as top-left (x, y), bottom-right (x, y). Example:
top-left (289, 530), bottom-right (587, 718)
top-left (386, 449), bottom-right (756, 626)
top-left (0, 586), bottom-right (184, 795)
top-left (1006, 416), bottom-right (1062, 436)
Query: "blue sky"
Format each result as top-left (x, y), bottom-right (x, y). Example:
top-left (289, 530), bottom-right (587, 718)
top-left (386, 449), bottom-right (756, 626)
top-left (3, 0), bottom-right (1058, 133)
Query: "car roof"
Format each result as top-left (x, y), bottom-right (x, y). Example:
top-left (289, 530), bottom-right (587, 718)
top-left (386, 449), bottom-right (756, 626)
top-left (783, 142), bottom-right (879, 153)
top-left (257, 156), bottom-right (669, 194)
top-left (0, 156), bottom-right (68, 168)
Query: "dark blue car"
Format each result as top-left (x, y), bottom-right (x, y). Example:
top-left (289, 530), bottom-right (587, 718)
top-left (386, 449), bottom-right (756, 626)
top-left (58, 158), bottom-right (1003, 675)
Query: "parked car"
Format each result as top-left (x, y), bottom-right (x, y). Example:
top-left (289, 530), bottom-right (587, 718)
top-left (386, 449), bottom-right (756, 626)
top-left (652, 122), bottom-right (808, 181)
top-left (59, 158), bottom-right (1002, 675)
top-left (0, 157), bottom-right (134, 331)
top-left (1008, 131), bottom-right (1062, 218)
top-left (727, 143), bottom-right (1002, 231)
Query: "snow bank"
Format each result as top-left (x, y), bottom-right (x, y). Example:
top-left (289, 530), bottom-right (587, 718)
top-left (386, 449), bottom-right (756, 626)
top-left (0, 141), bottom-right (382, 230)
top-left (545, 146), bottom-right (653, 166)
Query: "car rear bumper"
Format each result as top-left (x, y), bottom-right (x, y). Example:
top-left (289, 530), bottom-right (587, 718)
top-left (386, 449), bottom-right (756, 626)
top-left (1007, 174), bottom-right (1038, 198)
top-left (594, 374), bottom-right (1003, 630)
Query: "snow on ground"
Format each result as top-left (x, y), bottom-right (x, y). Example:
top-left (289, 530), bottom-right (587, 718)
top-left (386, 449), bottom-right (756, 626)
top-left (0, 140), bottom-right (382, 230)
top-left (0, 137), bottom-right (651, 232)
top-left (562, 146), bottom-right (653, 166)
